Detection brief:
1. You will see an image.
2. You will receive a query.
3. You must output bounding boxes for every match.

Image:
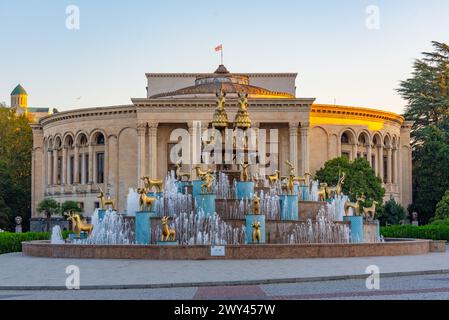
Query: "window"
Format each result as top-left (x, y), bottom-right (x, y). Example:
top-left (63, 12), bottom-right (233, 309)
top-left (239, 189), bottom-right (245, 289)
top-left (78, 154), bottom-right (83, 183)
top-left (96, 152), bottom-right (104, 184)
top-left (85, 154), bottom-right (89, 183)
top-left (371, 155), bottom-right (375, 167)
top-left (96, 134), bottom-right (105, 145)
top-left (57, 156), bottom-right (62, 184)
top-left (341, 133), bottom-right (349, 144)
top-left (383, 156), bottom-right (388, 182)
top-left (94, 202), bottom-right (100, 209)
top-left (69, 156), bottom-right (74, 184)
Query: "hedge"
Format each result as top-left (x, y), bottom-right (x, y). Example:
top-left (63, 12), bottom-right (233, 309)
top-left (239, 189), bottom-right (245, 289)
top-left (381, 224), bottom-right (449, 242)
top-left (0, 231), bottom-right (70, 254)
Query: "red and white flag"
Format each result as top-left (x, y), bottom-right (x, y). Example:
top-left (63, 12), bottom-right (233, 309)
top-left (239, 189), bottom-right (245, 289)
top-left (215, 44), bottom-right (223, 52)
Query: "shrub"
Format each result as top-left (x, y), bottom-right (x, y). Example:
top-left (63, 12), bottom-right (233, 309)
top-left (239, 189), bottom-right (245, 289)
top-left (434, 190), bottom-right (449, 221)
top-left (381, 224), bottom-right (449, 241)
top-left (0, 231), bottom-right (70, 254)
top-left (377, 198), bottom-right (407, 226)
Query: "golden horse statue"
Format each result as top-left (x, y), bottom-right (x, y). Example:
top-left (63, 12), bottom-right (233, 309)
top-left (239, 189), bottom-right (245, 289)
top-left (267, 170), bottom-right (281, 186)
top-left (326, 172), bottom-right (346, 198)
top-left (67, 212), bottom-right (93, 238)
top-left (161, 216), bottom-right (176, 242)
top-left (137, 188), bottom-right (156, 212)
top-left (282, 175), bottom-right (296, 195)
top-left (240, 163), bottom-right (250, 182)
top-left (344, 195), bottom-right (366, 216)
top-left (294, 172), bottom-right (312, 186)
top-left (252, 194), bottom-right (261, 215)
top-left (317, 183), bottom-right (328, 201)
top-left (363, 201), bottom-right (379, 220)
top-left (201, 171), bottom-right (214, 194)
top-left (175, 162), bottom-right (191, 181)
top-left (97, 187), bottom-right (116, 210)
top-left (141, 176), bottom-right (163, 193)
top-left (252, 221), bottom-right (262, 244)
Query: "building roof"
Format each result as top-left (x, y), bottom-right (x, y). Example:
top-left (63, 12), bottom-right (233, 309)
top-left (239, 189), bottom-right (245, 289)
top-left (11, 84), bottom-right (27, 96)
top-left (28, 107), bottom-right (50, 113)
top-left (150, 65), bottom-right (295, 99)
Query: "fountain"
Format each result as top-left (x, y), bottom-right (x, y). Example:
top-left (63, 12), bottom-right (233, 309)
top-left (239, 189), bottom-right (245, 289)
top-left (50, 225), bottom-right (64, 244)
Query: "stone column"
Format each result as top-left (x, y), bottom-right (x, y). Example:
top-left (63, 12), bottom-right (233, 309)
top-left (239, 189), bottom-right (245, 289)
top-left (393, 146), bottom-right (399, 184)
top-left (137, 122), bottom-right (147, 187)
top-left (366, 143), bottom-right (372, 167)
top-left (47, 149), bottom-right (52, 187)
top-left (62, 147), bottom-right (67, 185)
top-left (73, 146), bottom-right (79, 184)
top-left (148, 122), bottom-right (158, 178)
top-left (53, 149), bottom-right (58, 185)
top-left (387, 147), bottom-right (392, 184)
top-left (300, 122), bottom-right (310, 175)
top-left (351, 144), bottom-right (358, 161)
top-left (88, 144), bottom-right (94, 184)
top-left (289, 122), bottom-right (299, 176)
top-left (104, 140), bottom-right (109, 189)
top-left (81, 153), bottom-right (86, 185)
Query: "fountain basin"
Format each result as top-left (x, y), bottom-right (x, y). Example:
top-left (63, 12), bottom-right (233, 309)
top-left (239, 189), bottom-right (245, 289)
top-left (22, 239), bottom-right (441, 260)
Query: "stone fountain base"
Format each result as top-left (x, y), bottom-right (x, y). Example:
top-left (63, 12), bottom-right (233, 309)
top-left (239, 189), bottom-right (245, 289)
top-left (22, 239), bottom-right (444, 260)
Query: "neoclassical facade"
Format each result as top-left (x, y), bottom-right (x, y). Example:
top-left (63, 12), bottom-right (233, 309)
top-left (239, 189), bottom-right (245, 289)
top-left (30, 65), bottom-right (412, 216)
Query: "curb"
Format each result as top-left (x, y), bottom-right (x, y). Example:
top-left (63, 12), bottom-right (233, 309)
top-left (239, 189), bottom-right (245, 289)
top-left (2, 269), bottom-right (449, 291)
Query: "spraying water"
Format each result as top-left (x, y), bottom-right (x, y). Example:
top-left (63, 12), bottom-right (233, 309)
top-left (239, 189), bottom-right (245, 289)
top-left (50, 225), bottom-right (65, 244)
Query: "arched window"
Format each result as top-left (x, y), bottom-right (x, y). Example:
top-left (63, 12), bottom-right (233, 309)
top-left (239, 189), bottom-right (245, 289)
top-left (96, 133), bottom-right (105, 145)
top-left (341, 133), bottom-right (349, 144)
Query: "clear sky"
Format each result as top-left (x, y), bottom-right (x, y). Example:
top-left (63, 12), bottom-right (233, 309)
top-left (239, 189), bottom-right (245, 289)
top-left (1, 0), bottom-right (448, 114)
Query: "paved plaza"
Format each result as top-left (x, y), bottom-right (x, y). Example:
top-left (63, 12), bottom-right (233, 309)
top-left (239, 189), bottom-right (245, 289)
top-left (2, 249), bottom-right (449, 290)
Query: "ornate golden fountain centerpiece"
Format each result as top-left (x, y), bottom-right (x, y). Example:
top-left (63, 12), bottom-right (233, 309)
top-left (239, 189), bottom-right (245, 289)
top-left (211, 89), bottom-right (230, 130)
top-left (233, 92), bottom-right (251, 130)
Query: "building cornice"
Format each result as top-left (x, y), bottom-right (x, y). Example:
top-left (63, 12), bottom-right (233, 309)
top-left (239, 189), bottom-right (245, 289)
top-left (146, 72), bottom-right (298, 78)
top-left (311, 104), bottom-right (404, 125)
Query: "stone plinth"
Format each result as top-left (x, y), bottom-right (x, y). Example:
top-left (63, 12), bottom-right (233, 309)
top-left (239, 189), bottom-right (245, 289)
top-left (192, 180), bottom-right (203, 197)
top-left (235, 181), bottom-right (255, 200)
top-left (280, 195), bottom-right (299, 221)
top-left (135, 211), bottom-right (156, 245)
top-left (195, 194), bottom-right (216, 216)
top-left (344, 215), bottom-right (364, 243)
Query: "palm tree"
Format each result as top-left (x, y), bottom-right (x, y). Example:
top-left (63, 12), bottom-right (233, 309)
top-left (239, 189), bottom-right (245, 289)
top-left (36, 198), bottom-right (60, 232)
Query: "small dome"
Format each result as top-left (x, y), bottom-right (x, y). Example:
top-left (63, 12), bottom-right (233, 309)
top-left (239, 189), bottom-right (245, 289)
top-left (11, 84), bottom-right (27, 96)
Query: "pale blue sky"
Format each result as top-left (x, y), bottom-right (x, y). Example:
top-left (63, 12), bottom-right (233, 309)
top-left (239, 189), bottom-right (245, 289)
top-left (1, 0), bottom-right (448, 114)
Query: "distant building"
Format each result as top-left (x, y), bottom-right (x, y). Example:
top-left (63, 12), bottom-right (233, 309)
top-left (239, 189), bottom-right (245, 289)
top-left (10, 84), bottom-right (52, 122)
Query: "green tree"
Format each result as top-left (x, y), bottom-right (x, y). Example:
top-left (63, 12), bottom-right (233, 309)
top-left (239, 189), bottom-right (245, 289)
top-left (412, 126), bottom-right (449, 224)
top-left (377, 198), bottom-right (407, 226)
top-left (315, 157), bottom-right (385, 204)
top-left (0, 104), bottom-right (33, 230)
top-left (36, 198), bottom-right (60, 232)
top-left (60, 201), bottom-right (83, 217)
top-left (398, 41), bottom-right (449, 138)
top-left (434, 190), bottom-right (449, 221)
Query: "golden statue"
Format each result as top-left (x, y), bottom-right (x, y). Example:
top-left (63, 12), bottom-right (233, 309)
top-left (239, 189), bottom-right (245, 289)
top-left (67, 212), bottom-right (93, 238)
top-left (282, 175), bottom-right (296, 195)
top-left (344, 194), bottom-right (366, 216)
top-left (175, 161), bottom-right (191, 181)
top-left (211, 89), bottom-right (230, 129)
top-left (252, 221), bottom-right (262, 244)
top-left (194, 166), bottom-right (209, 180)
top-left (141, 176), bottom-right (163, 193)
top-left (317, 183), bottom-right (328, 201)
top-left (294, 172), bottom-right (312, 186)
top-left (326, 172), bottom-right (346, 198)
top-left (137, 188), bottom-right (156, 212)
top-left (363, 201), bottom-right (379, 220)
top-left (97, 186), bottom-right (116, 210)
top-left (268, 170), bottom-right (280, 186)
top-left (234, 92), bottom-right (251, 129)
top-left (161, 216), bottom-right (176, 242)
top-left (240, 163), bottom-right (250, 182)
top-left (252, 194), bottom-right (261, 215)
top-left (201, 170), bottom-right (214, 194)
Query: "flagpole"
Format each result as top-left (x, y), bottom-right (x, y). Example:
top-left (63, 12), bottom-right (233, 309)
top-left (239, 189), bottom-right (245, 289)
top-left (221, 46), bottom-right (224, 65)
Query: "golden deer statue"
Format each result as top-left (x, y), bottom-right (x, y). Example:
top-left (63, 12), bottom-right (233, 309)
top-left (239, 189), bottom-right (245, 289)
top-left (267, 170), bottom-right (281, 186)
top-left (363, 201), bottom-right (379, 220)
top-left (285, 160), bottom-right (295, 176)
top-left (67, 212), bottom-right (93, 238)
top-left (317, 183), bottom-right (328, 201)
top-left (137, 188), bottom-right (156, 212)
top-left (175, 162), bottom-right (191, 181)
top-left (344, 195), bottom-right (366, 217)
top-left (161, 216), bottom-right (176, 242)
top-left (194, 166), bottom-right (209, 180)
top-left (282, 175), bottom-right (296, 195)
top-left (141, 176), bottom-right (163, 193)
top-left (201, 171), bottom-right (214, 194)
top-left (252, 194), bottom-right (261, 215)
top-left (326, 172), bottom-right (346, 198)
top-left (97, 187), bottom-right (116, 210)
top-left (240, 163), bottom-right (250, 182)
top-left (295, 172), bottom-right (312, 186)
top-left (252, 221), bottom-right (262, 244)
